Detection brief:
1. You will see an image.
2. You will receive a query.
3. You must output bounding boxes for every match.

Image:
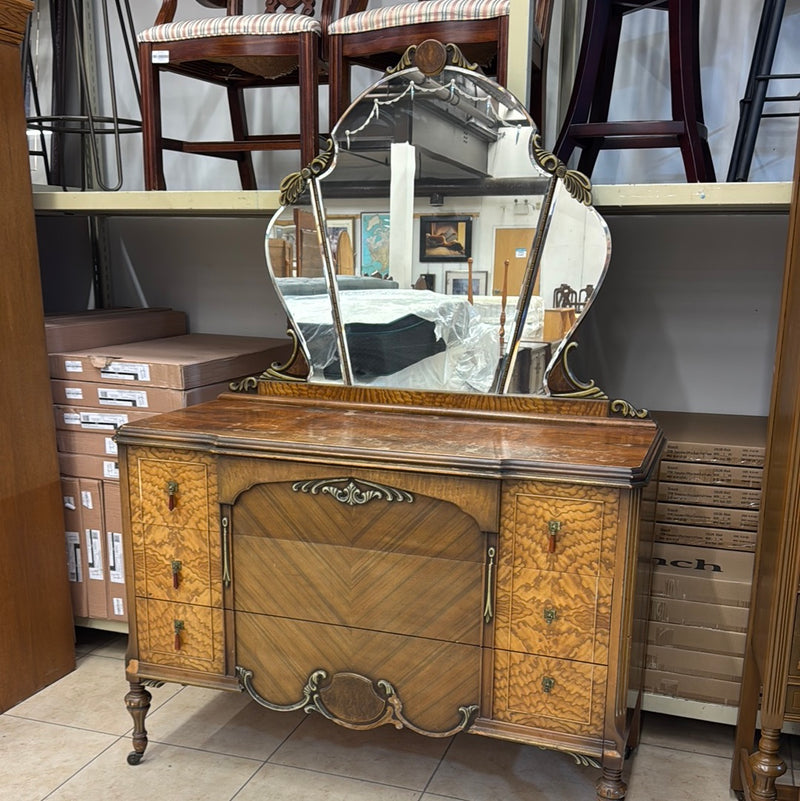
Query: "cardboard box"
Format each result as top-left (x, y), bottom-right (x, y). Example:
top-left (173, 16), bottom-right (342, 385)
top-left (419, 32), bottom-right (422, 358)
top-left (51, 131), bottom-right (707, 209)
top-left (57, 429), bottom-right (118, 458)
top-left (655, 501), bottom-right (759, 532)
top-left (49, 333), bottom-right (291, 388)
top-left (61, 477), bottom-right (88, 618)
top-left (644, 644), bottom-right (743, 682)
top-left (643, 669), bottom-right (741, 706)
top-left (658, 460), bottom-right (762, 489)
top-left (104, 483), bottom-right (127, 623)
top-left (53, 404), bottom-right (156, 432)
top-left (654, 522), bottom-right (757, 552)
top-left (652, 411), bottom-right (767, 467)
top-left (651, 542), bottom-right (754, 606)
top-left (45, 308), bottom-right (187, 353)
top-left (51, 378), bottom-right (232, 413)
top-left (647, 621), bottom-right (747, 657)
top-left (649, 597), bottom-right (751, 632)
top-left (79, 478), bottom-right (108, 620)
top-left (657, 481), bottom-right (761, 510)
top-left (59, 452), bottom-right (120, 482)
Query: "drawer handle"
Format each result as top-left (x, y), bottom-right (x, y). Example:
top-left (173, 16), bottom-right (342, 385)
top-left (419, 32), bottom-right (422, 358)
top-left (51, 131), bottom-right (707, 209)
top-left (542, 676), bottom-right (556, 694)
top-left (547, 520), bottom-right (561, 553)
top-left (543, 606), bottom-right (558, 625)
top-left (166, 480), bottom-right (179, 511)
top-left (171, 560), bottom-right (182, 589)
top-left (173, 619), bottom-right (184, 651)
top-left (483, 546), bottom-right (496, 623)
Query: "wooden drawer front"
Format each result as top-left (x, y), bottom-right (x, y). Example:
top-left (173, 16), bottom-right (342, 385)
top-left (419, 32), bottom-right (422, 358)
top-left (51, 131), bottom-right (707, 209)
top-left (492, 649), bottom-right (606, 734)
top-left (494, 568), bottom-right (611, 664)
top-left (132, 454), bottom-right (211, 529)
top-left (787, 599), bottom-right (800, 679)
top-left (786, 684), bottom-right (800, 720)
top-left (500, 482), bottom-right (619, 577)
top-left (131, 523), bottom-right (222, 607)
top-left (135, 598), bottom-right (224, 673)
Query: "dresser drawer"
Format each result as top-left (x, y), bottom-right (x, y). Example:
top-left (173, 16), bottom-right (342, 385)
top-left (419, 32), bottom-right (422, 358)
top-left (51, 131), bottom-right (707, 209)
top-left (492, 650), bottom-right (606, 735)
top-left (494, 568), bottom-right (611, 663)
top-left (130, 454), bottom-right (211, 529)
top-left (135, 598), bottom-right (225, 673)
top-left (131, 523), bottom-right (222, 607)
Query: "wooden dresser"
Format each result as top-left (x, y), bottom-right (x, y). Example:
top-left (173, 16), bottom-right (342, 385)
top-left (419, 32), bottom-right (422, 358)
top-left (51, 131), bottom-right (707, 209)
top-left (118, 383), bottom-right (662, 801)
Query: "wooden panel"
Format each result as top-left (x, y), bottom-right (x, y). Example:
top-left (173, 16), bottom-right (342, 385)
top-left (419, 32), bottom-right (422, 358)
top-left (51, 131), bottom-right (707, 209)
top-left (0, 0), bottom-right (75, 712)
top-left (135, 598), bottom-right (225, 673)
top-left (235, 612), bottom-right (481, 733)
top-left (492, 650), bottom-right (606, 735)
top-left (131, 523), bottom-right (222, 607)
top-left (494, 569), bottom-right (611, 663)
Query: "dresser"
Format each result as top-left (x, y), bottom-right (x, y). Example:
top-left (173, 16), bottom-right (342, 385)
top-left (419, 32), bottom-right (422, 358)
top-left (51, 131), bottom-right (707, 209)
top-left (118, 382), bottom-right (662, 801)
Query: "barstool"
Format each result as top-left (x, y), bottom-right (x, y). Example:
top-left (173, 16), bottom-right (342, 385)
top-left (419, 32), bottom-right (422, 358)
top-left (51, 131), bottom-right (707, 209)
top-left (554, 0), bottom-right (715, 182)
top-left (727, 0), bottom-right (798, 182)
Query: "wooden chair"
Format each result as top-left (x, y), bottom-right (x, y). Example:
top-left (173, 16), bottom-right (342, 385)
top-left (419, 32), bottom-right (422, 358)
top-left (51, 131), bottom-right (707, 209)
top-left (137, 0), bottom-right (335, 190)
top-left (553, 0), bottom-right (715, 182)
top-left (327, 0), bottom-right (553, 131)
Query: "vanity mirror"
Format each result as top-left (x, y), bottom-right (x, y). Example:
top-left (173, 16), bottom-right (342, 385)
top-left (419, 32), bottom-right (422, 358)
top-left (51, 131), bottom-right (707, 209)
top-left (263, 40), bottom-right (611, 399)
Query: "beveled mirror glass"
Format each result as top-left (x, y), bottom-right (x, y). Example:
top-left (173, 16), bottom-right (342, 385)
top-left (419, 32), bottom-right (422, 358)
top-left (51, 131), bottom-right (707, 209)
top-left (264, 42), bottom-right (611, 397)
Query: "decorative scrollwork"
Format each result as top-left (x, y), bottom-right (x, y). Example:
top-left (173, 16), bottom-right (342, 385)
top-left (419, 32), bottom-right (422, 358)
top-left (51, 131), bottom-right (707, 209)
top-left (537, 746), bottom-right (601, 769)
top-left (229, 328), bottom-right (308, 390)
top-left (292, 477), bottom-right (414, 505)
top-left (610, 399), bottom-right (650, 419)
top-left (279, 139), bottom-right (335, 206)
top-left (388, 40), bottom-right (479, 76)
top-left (531, 132), bottom-right (593, 206)
top-left (237, 666), bottom-right (478, 738)
top-left (550, 342), bottom-right (608, 400)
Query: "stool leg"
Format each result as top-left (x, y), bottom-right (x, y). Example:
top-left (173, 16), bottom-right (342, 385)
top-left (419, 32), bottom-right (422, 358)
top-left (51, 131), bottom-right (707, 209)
top-left (669, 0), bottom-right (716, 181)
top-left (554, 0), bottom-right (612, 166)
top-left (727, 0), bottom-right (786, 181)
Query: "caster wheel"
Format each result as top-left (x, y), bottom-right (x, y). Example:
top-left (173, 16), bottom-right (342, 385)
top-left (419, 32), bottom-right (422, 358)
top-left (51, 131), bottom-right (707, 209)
top-left (127, 751), bottom-right (143, 765)
top-left (624, 746), bottom-right (633, 760)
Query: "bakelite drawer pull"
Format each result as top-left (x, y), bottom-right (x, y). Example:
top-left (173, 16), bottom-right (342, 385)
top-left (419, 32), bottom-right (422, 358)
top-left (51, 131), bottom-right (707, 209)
top-left (542, 676), bottom-right (556, 694)
top-left (173, 619), bottom-right (184, 650)
top-left (171, 560), bottom-right (182, 589)
top-left (547, 520), bottom-right (561, 553)
top-left (166, 480), bottom-right (179, 511)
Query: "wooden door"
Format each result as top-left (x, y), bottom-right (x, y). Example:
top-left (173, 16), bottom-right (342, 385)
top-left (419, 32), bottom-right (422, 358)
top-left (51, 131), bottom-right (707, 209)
top-left (492, 228), bottom-right (538, 296)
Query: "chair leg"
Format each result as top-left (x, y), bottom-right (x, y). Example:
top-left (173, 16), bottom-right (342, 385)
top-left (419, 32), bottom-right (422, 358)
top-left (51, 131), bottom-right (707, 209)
top-left (138, 42), bottom-right (166, 190)
top-left (669, 0), bottom-right (715, 181)
top-left (298, 32), bottom-right (320, 168)
top-left (495, 18), bottom-right (510, 90)
top-left (226, 86), bottom-right (257, 190)
top-left (328, 35), bottom-right (348, 131)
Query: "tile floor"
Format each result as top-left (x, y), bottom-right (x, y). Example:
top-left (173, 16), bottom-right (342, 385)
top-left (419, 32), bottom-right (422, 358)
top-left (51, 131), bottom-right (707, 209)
top-left (0, 628), bottom-right (772, 801)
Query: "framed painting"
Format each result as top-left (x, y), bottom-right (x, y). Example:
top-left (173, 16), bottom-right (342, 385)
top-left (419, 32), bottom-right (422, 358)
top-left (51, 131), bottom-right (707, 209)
top-left (419, 216), bottom-right (472, 262)
top-left (446, 270), bottom-right (488, 296)
top-left (360, 212), bottom-right (391, 276)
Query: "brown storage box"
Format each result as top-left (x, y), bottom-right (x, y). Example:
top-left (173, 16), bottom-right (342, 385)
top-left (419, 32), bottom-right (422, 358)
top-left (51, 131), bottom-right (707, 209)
top-left (54, 404), bottom-right (156, 432)
top-left (643, 669), bottom-right (741, 706)
top-left (654, 501), bottom-right (759, 532)
top-left (59, 453), bottom-right (120, 483)
top-left (658, 460), bottom-right (762, 489)
top-left (103, 483), bottom-right (127, 623)
top-left (654, 522), bottom-right (757, 552)
top-left (48, 333), bottom-right (291, 388)
top-left (51, 378), bottom-right (232, 413)
top-left (647, 621), bottom-right (747, 657)
top-left (45, 308), bottom-right (187, 353)
top-left (657, 481), bottom-right (761, 510)
top-left (79, 478), bottom-right (108, 620)
top-left (61, 477), bottom-right (88, 618)
top-left (652, 411), bottom-right (767, 467)
top-left (649, 597), bottom-right (751, 632)
top-left (644, 644), bottom-right (743, 682)
top-left (57, 429), bottom-right (118, 458)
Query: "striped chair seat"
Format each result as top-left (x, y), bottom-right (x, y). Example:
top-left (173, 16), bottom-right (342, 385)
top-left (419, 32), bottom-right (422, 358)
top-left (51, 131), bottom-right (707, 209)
top-left (328, 0), bottom-right (509, 36)
top-left (138, 13), bottom-right (321, 44)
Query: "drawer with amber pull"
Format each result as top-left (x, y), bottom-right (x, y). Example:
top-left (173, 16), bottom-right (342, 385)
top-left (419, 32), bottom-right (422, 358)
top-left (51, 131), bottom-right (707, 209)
top-left (134, 598), bottom-right (225, 673)
top-left (493, 568), bottom-right (612, 664)
top-left (499, 482), bottom-right (620, 577)
top-left (492, 649), bottom-right (606, 735)
top-left (130, 524), bottom-right (222, 607)
top-left (133, 457), bottom-right (211, 529)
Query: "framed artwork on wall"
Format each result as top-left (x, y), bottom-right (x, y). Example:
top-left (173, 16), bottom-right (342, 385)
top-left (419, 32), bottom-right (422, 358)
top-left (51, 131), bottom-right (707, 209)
top-left (419, 216), bottom-right (472, 262)
top-left (446, 270), bottom-right (487, 296)
top-left (327, 216), bottom-right (357, 275)
top-left (360, 212), bottom-right (390, 276)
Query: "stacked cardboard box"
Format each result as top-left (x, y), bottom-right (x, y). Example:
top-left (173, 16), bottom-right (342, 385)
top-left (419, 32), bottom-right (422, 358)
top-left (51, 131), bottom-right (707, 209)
top-left (643, 412), bottom-right (766, 708)
top-left (49, 315), bottom-right (290, 627)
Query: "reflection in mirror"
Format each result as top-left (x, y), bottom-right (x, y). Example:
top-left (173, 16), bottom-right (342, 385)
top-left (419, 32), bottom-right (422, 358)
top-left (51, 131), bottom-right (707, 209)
top-left (264, 43), bottom-right (611, 397)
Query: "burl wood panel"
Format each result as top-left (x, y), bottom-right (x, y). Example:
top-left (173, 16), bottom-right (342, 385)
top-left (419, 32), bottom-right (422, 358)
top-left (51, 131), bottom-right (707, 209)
top-left (232, 480), bottom-right (486, 643)
top-left (235, 612), bottom-right (481, 732)
top-left (492, 649), bottom-right (607, 733)
top-left (131, 523), bottom-right (222, 607)
top-left (135, 598), bottom-right (225, 674)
